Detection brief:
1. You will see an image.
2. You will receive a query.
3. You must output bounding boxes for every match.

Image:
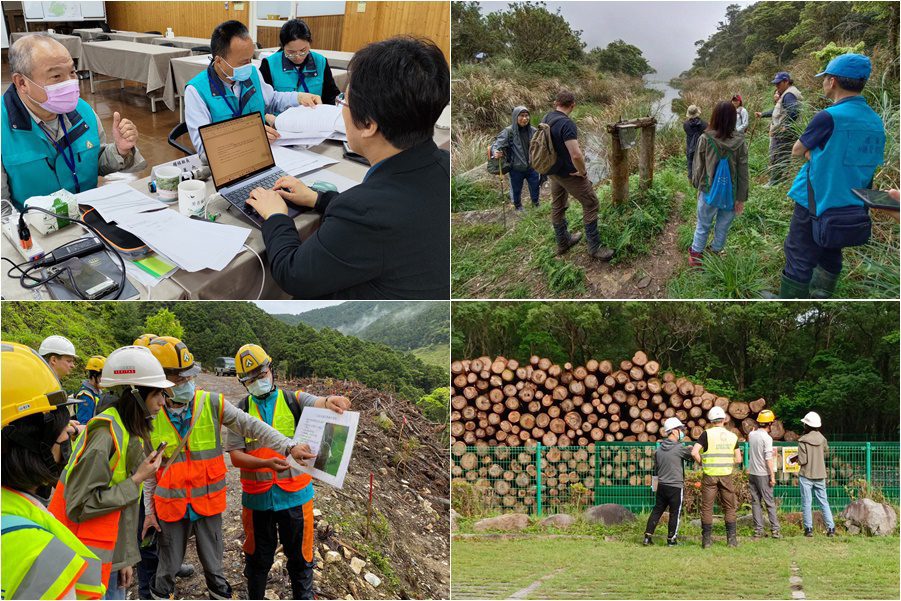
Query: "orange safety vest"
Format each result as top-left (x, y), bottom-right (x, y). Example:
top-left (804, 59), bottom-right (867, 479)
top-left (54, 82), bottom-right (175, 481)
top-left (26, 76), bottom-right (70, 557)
top-left (48, 407), bottom-right (132, 590)
top-left (239, 390), bottom-right (312, 495)
top-left (149, 391), bottom-right (228, 522)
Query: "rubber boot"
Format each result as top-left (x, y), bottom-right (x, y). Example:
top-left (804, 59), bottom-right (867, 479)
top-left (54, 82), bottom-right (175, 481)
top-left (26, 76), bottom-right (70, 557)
top-left (809, 266), bottom-right (840, 299)
top-left (554, 220), bottom-right (582, 256)
top-left (585, 220), bottom-right (614, 261)
top-left (643, 533), bottom-right (653, 546)
top-left (726, 521), bottom-right (738, 547)
top-left (762, 273), bottom-right (809, 299)
top-left (701, 523), bottom-right (712, 549)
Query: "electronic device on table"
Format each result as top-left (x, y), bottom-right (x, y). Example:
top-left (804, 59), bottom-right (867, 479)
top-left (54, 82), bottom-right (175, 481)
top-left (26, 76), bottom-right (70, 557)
top-left (199, 114), bottom-right (304, 228)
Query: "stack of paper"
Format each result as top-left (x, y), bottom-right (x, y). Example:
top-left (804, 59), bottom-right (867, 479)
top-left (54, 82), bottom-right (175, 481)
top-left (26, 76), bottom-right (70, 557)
top-left (76, 184), bottom-right (167, 223)
top-left (273, 104), bottom-right (345, 146)
top-left (271, 146), bottom-right (338, 176)
top-left (115, 210), bottom-right (251, 272)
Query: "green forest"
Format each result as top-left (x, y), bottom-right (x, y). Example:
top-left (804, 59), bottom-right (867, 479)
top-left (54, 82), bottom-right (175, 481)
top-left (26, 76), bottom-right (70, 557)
top-left (451, 1), bottom-right (899, 299)
top-left (275, 301), bottom-right (450, 351)
top-left (451, 302), bottom-right (899, 440)
top-left (1, 302), bottom-right (447, 405)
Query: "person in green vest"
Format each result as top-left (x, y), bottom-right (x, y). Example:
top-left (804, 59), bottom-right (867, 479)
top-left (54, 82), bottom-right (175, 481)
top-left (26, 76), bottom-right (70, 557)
top-left (140, 337), bottom-right (315, 600)
top-left (259, 19), bottom-right (340, 104)
top-left (225, 343), bottom-right (351, 600)
top-left (1, 33), bottom-right (146, 210)
top-left (1, 341), bottom-right (104, 600)
top-left (184, 20), bottom-right (322, 162)
top-left (691, 406), bottom-right (742, 548)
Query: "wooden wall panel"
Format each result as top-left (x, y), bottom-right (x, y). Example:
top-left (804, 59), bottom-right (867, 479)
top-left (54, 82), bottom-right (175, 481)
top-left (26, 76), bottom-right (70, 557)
top-left (105, 1), bottom-right (248, 40)
top-left (340, 1), bottom-right (449, 61)
top-left (259, 15), bottom-right (344, 50)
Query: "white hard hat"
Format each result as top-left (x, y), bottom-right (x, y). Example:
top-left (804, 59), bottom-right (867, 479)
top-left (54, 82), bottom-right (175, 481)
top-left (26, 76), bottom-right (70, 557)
top-left (38, 335), bottom-right (78, 358)
top-left (100, 346), bottom-right (174, 389)
top-left (663, 417), bottom-right (685, 433)
top-left (708, 406), bottom-right (727, 421)
top-left (800, 411), bottom-right (822, 428)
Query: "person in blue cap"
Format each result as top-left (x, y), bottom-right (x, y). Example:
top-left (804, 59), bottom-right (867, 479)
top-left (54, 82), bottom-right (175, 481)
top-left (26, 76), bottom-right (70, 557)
top-left (755, 71), bottom-right (803, 186)
top-left (768, 53), bottom-right (885, 298)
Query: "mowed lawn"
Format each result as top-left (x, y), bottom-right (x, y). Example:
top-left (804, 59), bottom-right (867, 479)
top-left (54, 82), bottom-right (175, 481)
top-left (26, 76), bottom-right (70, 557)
top-left (451, 534), bottom-right (900, 599)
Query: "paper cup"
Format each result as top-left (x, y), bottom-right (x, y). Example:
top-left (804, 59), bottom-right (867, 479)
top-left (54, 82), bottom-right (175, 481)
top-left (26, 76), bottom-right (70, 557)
top-left (155, 166), bottom-right (182, 201)
top-left (178, 179), bottom-right (207, 217)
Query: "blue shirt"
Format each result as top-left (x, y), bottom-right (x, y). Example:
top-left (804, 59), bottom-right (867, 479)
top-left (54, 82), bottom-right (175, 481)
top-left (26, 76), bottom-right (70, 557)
top-left (74, 381), bottom-right (100, 424)
top-left (241, 388), bottom-right (314, 511)
top-left (363, 158), bottom-right (388, 182)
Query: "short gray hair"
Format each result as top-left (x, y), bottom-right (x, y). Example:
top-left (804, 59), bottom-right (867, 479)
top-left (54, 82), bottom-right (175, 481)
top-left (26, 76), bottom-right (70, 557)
top-left (9, 33), bottom-right (57, 77)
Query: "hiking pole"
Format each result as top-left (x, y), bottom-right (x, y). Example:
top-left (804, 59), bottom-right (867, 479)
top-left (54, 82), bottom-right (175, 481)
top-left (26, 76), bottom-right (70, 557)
top-left (498, 158), bottom-right (507, 230)
top-left (366, 472), bottom-right (374, 539)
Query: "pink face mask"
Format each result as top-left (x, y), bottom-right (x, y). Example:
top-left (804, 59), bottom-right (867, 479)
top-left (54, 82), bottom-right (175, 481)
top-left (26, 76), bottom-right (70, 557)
top-left (25, 76), bottom-right (80, 114)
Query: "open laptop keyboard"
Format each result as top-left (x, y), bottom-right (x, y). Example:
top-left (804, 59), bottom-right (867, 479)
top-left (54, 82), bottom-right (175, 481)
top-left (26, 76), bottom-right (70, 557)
top-left (222, 170), bottom-right (287, 210)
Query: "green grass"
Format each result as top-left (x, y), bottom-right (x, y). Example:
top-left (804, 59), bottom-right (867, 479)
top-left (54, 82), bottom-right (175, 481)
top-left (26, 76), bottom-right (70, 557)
top-left (452, 527), bottom-right (900, 599)
top-left (410, 343), bottom-right (450, 368)
top-left (320, 424), bottom-right (348, 477)
top-left (452, 176), bottom-right (503, 212)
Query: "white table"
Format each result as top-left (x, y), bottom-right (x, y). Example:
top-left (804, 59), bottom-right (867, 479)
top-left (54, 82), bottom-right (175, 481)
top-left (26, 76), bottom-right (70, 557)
top-left (80, 40), bottom-right (191, 112)
top-left (10, 31), bottom-right (83, 60)
top-left (1, 141), bottom-right (368, 300)
top-left (72, 28), bottom-right (105, 41)
top-left (107, 31), bottom-right (162, 44)
top-left (150, 36), bottom-right (211, 50)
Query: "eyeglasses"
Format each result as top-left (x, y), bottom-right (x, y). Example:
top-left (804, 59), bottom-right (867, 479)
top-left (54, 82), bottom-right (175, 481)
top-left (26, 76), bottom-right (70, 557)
top-left (336, 92), bottom-right (349, 108)
top-left (284, 49), bottom-right (310, 59)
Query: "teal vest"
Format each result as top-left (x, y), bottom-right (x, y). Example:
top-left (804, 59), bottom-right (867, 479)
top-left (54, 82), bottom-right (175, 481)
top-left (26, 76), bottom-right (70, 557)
top-left (1, 85), bottom-right (101, 210)
top-left (788, 95), bottom-right (885, 216)
top-left (186, 65), bottom-right (267, 125)
top-left (265, 50), bottom-right (327, 95)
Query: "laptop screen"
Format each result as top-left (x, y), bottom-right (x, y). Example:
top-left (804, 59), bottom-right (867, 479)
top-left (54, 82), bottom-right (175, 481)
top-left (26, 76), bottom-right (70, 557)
top-left (199, 114), bottom-right (275, 191)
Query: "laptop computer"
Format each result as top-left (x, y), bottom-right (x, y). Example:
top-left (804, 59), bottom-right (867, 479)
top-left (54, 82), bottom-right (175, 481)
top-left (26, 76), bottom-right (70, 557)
top-left (199, 113), bottom-right (303, 228)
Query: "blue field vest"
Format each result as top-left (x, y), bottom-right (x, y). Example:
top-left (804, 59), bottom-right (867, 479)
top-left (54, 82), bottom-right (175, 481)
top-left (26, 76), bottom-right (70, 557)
top-left (788, 95), bottom-right (885, 216)
top-left (265, 50), bottom-right (327, 94)
top-left (1, 84), bottom-right (101, 209)
top-left (186, 64), bottom-right (267, 125)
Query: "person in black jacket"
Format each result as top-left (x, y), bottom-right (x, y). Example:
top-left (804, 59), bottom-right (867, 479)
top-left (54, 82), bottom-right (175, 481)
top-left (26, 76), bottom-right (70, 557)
top-left (246, 36), bottom-right (450, 299)
top-left (683, 105), bottom-right (707, 180)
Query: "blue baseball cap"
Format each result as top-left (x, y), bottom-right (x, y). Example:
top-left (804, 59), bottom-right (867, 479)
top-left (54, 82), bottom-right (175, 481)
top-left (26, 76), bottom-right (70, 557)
top-left (771, 71), bottom-right (791, 84)
top-left (816, 53), bottom-right (872, 80)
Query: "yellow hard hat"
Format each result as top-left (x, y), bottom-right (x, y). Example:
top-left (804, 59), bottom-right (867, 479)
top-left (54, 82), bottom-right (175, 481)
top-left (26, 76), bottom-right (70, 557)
top-left (1, 342), bottom-right (78, 428)
top-left (147, 336), bottom-right (201, 377)
top-left (235, 344), bottom-right (271, 382)
top-left (85, 355), bottom-right (106, 372)
top-left (756, 409), bottom-right (776, 424)
top-left (133, 334), bottom-right (158, 347)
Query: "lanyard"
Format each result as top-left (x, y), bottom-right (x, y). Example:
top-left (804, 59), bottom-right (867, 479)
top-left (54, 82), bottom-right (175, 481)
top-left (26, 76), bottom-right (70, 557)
top-left (208, 66), bottom-right (251, 118)
top-left (40, 116), bottom-right (79, 193)
top-left (296, 68), bottom-right (309, 93)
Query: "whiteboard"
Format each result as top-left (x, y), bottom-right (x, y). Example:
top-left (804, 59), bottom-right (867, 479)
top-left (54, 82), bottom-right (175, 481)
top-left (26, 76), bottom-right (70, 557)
top-left (23, 2), bottom-right (106, 21)
top-left (295, 1), bottom-right (345, 17)
top-left (1, 11), bottom-right (8, 49)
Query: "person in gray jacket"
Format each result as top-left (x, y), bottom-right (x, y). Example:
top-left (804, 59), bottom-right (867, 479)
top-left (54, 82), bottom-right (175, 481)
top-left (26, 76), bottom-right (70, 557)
top-left (788, 411), bottom-right (835, 537)
top-left (491, 106), bottom-right (540, 211)
top-left (643, 417), bottom-right (697, 546)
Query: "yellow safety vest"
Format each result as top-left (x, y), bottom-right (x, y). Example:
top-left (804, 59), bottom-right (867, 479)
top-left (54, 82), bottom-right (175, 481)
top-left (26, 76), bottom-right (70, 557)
top-left (701, 426), bottom-right (738, 476)
top-left (2, 487), bottom-right (106, 599)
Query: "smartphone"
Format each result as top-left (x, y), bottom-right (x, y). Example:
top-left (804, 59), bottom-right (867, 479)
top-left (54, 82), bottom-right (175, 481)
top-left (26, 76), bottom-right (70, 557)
top-left (342, 141), bottom-right (370, 166)
top-left (852, 188), bottom-right (900, 211)
top-left (154, 441), bottom-right (167, 457)
top-left (140, 529), bottom-right (157, 548)
top-left (53, 257), bottom-right (119, 299)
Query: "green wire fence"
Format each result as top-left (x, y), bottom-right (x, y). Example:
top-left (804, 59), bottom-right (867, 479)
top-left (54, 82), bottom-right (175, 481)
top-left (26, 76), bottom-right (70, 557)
top-left (450, 442), bottom-right (899, 516)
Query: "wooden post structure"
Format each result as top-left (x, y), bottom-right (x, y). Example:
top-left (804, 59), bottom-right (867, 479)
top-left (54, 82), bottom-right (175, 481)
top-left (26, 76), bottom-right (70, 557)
top-left (606, 117), bottom-right (657, 203)
top-left (639, 125), bottom-right (656, 194)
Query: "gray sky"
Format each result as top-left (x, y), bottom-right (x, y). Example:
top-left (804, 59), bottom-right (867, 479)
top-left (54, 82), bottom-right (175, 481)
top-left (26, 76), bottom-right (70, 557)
top-left (479, 1), bottom-right (753, 80)
top-left (254, 301), bottom-right (345, 315)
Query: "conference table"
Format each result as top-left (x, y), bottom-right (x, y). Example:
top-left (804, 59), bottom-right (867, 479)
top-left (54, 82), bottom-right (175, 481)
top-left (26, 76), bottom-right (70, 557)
top-left (80, 40), bottom-right (192, 111)
top-left (150, 36), bottom-right (211, 50)
top-left (106, 31), bottom-right (162, 44)
top-left (10, 31), bottom-right (83, 60)
top-left (1, 125), bottom-right (451, 300)
top-left (72, 27), bottom-right (105, 41)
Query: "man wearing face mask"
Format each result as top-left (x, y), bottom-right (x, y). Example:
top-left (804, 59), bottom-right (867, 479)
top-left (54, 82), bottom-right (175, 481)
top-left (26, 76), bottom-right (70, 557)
top-left (141, 337), bottom-right (316, 600)
top-left (642, 418), bottom-right (696, 547)
top-left (226, 344), bottom-right (351, 600)
top-left (1, 34), bottom-right (146, 210)
top-left (184, 20), bottom-right (321, 162)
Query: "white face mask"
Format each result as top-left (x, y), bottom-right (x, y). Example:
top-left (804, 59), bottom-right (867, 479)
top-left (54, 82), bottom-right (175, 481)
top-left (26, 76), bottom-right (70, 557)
top-left (247, 374), bottom-right (273, 398)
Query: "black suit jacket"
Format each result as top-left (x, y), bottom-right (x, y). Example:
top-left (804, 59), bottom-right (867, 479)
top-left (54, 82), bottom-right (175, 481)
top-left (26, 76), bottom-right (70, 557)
top-left (261, 139), bottom-right (450, 299)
